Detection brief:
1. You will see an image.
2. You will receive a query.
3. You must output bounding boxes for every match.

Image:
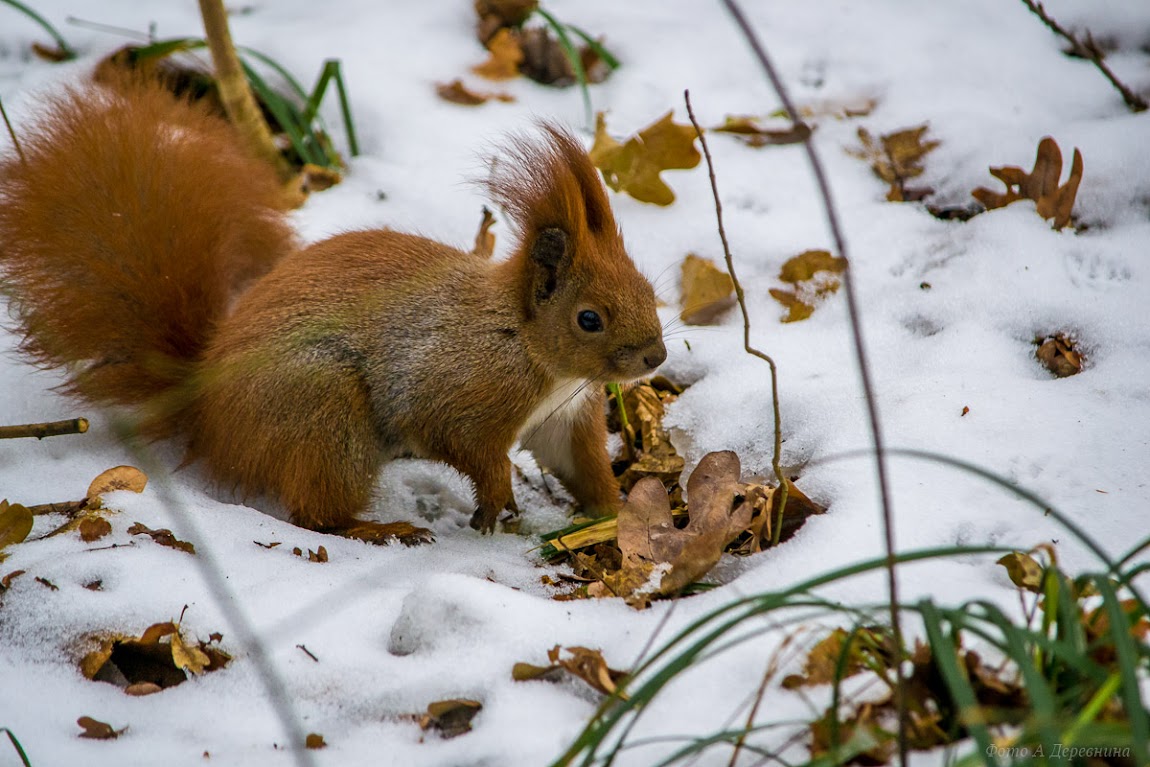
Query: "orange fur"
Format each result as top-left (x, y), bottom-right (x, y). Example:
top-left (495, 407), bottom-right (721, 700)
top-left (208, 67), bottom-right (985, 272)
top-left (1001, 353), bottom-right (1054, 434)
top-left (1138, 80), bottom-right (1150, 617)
top-left (0, 80), bottom-right (664, 537)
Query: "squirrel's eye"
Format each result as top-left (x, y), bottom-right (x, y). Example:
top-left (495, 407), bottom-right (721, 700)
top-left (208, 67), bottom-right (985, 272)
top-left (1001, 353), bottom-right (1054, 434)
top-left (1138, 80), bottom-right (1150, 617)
top-left (577, 309), bottom-right (604, 333)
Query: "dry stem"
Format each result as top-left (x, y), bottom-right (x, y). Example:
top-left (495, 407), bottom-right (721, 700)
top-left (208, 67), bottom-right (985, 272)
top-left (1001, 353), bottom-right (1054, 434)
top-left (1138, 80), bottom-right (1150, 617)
top-left (0, 97), bottom-right (25, 165)
top-left (197, 0), bottom-right (294, 180)
top-left (0, 417), bottom-right (88, 440)
top-left (683, 91), bottom-right (789, 548)
top-left (1019, 0), bottom-right (1147, 113)
top-left (718, 1), bottom-right (907, 764)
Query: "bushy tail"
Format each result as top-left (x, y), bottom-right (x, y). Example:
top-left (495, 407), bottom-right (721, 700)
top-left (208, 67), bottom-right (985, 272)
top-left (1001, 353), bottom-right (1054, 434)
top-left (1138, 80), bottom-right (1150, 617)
top-left (0, 78), bottom-right (296, 437)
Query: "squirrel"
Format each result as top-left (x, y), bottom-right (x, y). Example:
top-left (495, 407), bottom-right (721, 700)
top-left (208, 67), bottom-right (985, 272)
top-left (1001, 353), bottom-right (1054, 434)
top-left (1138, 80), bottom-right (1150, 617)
top-left (0, 77), bottom-right (666, 543)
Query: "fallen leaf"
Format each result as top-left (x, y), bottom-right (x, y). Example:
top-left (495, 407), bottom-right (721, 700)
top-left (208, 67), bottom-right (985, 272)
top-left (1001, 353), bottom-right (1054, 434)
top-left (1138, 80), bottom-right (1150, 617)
top-left (421, 699), bottom-right (482, 738)
top-left (848, 124), bottom-right (938, 202)
top-left (305, 733), bottom-right (326, 749)
top-left (770, 250), bottom-right (847, 323)
top-left (679, 254), bottom-right (735, 325)
top-left (971, 137), bottom-right (1083, 230)
top-left (35, 576), bottom-right (58, 591)
top-left (1, 569), bottom-right (26, 590)
top-left (782, 627), bottom-right (890, 688)
top-left (471, 28), bottom-right (523, 80)
top-left (549, 645), bottom-right (628, 697)
top-left (712, 115), bottom-right (812, 147)
top-left (79, 515), bottom-right (112, 543)
top-left (997, 551), bottom-right (1044, 593)
top-left (613, 451), bottom-right (752, 604)
top-left (127, 523), bottom-right (195, 554)
top-left (590, 111), bottom-right (701, 206)
top-left (436, 79), bottom-right (514, 106)
top-left (0, 500), bottom-right (33, 561)
top-left (471, 206), bottom-right (497, 258)
top-left (474, 0), bottom-right (538, 43)
top-left (124, 682), bottom-right (163, 696)
top-left (77, 716), bottom-right (125, 740)
top-left (86, 466), bottom-right (148, 502)
top-left (171, 631), bottom-right (211, 675)
top-left (80, 620), bottom-right (229, 691)
top-left (611, 381), bottom-right (685, 496)
top-left (1034, 333), bottom-right (1083, 377)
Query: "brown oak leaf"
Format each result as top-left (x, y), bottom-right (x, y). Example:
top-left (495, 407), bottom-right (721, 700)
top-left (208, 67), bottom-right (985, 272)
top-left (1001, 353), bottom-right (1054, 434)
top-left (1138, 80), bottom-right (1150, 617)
top-left (972, 137), bottom-right (1083, 230)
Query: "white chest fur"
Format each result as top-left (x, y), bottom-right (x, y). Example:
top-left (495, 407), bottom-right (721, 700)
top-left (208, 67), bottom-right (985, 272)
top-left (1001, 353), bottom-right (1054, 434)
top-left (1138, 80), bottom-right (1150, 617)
top-left (518, 378), bottom-right (592, 443)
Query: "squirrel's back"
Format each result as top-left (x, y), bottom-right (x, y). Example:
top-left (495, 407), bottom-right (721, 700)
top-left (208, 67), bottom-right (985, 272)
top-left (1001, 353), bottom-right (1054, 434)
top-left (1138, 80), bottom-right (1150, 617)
top-left (0, 78), bottom-right (295, 437)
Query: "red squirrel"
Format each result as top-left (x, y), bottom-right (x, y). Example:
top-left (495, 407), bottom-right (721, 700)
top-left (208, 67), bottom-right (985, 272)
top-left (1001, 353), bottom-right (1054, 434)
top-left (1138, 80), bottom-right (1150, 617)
top-left (0, 78), bottom-right (666, 542)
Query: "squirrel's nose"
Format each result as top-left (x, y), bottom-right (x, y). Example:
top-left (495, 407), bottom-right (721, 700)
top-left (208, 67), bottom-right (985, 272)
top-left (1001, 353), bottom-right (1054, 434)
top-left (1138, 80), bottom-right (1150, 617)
top-left (641, 339), bottom-right (667, 370)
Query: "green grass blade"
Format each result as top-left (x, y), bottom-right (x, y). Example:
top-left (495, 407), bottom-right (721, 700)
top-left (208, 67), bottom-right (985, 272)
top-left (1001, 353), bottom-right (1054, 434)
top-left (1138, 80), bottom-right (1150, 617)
top-left (240, 60), bottom-right (324, 167)
top-left (2, 0), bottom-right (75, 59)
top-left (565, 23), bottom-right (621, 70)
top-left (129, 36), bottom-right (205, 60)
top-left (1093, 579), bottom-right (1149, 765)
top-left (237, 46), bottom-right (309, 101)
top-left (0, 728), bottom-right (31, 767)
top-left (1063, 671), bottom-right (1122, 745)
top-left (327, 60), bottom-right (360, 157)
top-left (534, 8), bottom-right (593, 129)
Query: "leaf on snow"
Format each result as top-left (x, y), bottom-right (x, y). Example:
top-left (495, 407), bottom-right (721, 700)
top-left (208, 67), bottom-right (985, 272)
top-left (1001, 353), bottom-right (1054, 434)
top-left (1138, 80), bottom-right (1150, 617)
top-left (1034, 333), bottom-right (1084, 378)
top-left (435, 79), bottom-right (514, 106)
top-left (589, 111), bottom-right (700, 206)
top-left (420, 699), bottom-right (483, 739)
top-left (712, 114), bottom-right (812, 147)
top-left (471, 28), bottom-right (524, 80)
top-left (0, 500), bottom-right (33, 561)
top-left (848, 124), bottom-right (939, 202)
top-left (679, 253), bottom-right (735, 325)
top-left (78, 515), bottom-right (112, 543)
top-left (997, 551), bottom-right (1044, 593)
top-left (77, 716), bottom-right (126, 740)
top-left (85, 465), bottom-right (147, 508)
top-left (971, 137), bottom-right (1083, 230)
top-left (127, 523), bottom-right (195, 554)
top-left (770, 249), bottom-right (847, 323)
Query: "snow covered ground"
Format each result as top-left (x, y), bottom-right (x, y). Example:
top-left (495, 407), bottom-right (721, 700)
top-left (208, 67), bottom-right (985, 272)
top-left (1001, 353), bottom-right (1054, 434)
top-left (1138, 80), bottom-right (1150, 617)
top-left (1, 1), bottom-right (1148, 765)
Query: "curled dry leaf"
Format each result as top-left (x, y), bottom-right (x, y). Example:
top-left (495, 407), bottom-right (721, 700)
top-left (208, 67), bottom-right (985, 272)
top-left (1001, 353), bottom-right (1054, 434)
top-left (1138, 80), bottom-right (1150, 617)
top-left (77, 716), bottom-right (126, 740)
top-left (679, 254), bottom-right (735, 325)
top-left (847, 124), bottom-right (938, 202)
top-left (420, 699), bottom-right (483, 739)
top-left (972, 137), bottom-right (1083, 230)
top-left (1035, 333), bottom-right (1083, 377)
top-left (0, 500), bottom-right (34, 561)
top-left (471, 206), bottom-right (497, 258)
top-left (127, 523), bottom-right (195, 554)
top-left (305, 733), bottom-right (327, 750)
top-left (610, 379), bottom-right (685, 498)
top-left (997, 551), bottom-right (1044, 593)
top-left (590, 111), bottom-right (701, 206)
top-left (86, 465), bottom-right (148, 502)
top-left (1, 569), bottom-right (26, 591)
top-left (769, 250), bottom-right (848, 323)
top-left (80, 620), bottom-right (230, 691)
top-left (436, 79), bottom-right (515, 106)
top-left (781, 626), bottom-right (891, 689)
top-left (513, 645), bottom-right (628, 698)
top-left (712, 115), bottom-right (812, 147)
top-left (611, 451), bottom-right (752, 606)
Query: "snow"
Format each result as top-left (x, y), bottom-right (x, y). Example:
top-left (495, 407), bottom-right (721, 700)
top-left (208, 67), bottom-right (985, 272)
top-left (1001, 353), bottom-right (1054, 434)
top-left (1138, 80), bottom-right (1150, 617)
top-left (1, 1), bottom-right (1148, 765)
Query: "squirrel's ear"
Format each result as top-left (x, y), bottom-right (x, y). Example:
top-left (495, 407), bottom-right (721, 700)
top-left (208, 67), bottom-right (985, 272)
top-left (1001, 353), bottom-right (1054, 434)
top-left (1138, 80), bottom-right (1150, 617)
top-left (529, 227), bottom-right (570, 303)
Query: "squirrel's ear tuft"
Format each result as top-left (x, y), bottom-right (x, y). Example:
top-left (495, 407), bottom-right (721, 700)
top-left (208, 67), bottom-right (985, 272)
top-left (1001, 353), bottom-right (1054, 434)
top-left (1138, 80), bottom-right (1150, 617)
top-left (484, 123), bottom-right (617, 246)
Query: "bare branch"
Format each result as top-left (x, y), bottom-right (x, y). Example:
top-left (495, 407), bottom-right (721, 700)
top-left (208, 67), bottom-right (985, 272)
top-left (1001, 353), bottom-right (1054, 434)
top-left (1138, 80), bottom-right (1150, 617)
top-left (1019, 0), bottom-right (1147, 113)
top-left (717, 2), bottom-right (907, 764)
top-left (0, 417), bottom-right (88, 440)
top-left (682, 91), bottom-right (789, 547)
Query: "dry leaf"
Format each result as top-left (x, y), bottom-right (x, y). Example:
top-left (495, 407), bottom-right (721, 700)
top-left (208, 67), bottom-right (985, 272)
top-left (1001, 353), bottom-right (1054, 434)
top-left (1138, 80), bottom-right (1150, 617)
top-left (171, 631), bottom-right (211, 675)
top-left (848, 124), bottom-right (938, 202)
top-left (86, 465), bottom-right (148, 501)
top-left (1, 569), bottom-right (25, 591)
top-left (770, 250), bottom-right (847, 323)
top-left (305, 733), bottom-right (326, 749)
top-left (77, 716), bottom-right (125, 740)
top-left (124, 682), bottom-right (162, 696)
top-left (472, 206), bottom-right (497, 258)
top-left (613, 451), bottom-right (752, 605)
top-left (1034, 333), bottom-right (1083, 377)
top-left (0, 500), bottom-right (33, 561)
top-left (81, 620), bottom-right (229, 691)
top-left (611, 381), bottom-right (685, 496)
top-left (421, 699), bottom-right (482, 738)
top-left (472, 28), bottom-right (524, 80)
top-left (127, 523), bottom-right (195, 554)
top-left (972, 137), bottom-right (1083, 230)
top-left (550, 645), bottom-right (628, 697)
top-left (782, 627), bottom-right (889, 689)
top-left (712, 115), bottom-right (812, 147)
top-left (79, 515), bottom-right (112, 543)
top-left (589, 111), bottom-right (701, 206)
top-left (679, 254), bottom-right (735, 325)
top-left (997, 551), bottom-right (1044, 593)
top-left (436, 79), bottom-right (514, 106)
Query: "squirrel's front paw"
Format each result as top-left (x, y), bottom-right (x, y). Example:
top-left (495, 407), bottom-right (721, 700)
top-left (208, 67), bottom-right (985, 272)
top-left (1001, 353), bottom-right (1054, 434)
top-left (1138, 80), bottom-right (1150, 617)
top-left (330, 520), bottom-right (435, 546)
top-left (469, 498), bottom-right (519, 535)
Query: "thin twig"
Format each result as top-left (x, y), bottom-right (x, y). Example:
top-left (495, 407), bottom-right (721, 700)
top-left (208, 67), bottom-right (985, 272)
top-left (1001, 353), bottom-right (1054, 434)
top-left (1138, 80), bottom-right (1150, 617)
top-left (717, 3), bottom-right (907, 766)
top-left (0, 97), bottom-right (26, 165)
top-left (682, 91), bottom-right (789, 548)
top-left (1019, 0), bottom-right (1147, 113)
top-left (0, 417), bottom-right (88, 440)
